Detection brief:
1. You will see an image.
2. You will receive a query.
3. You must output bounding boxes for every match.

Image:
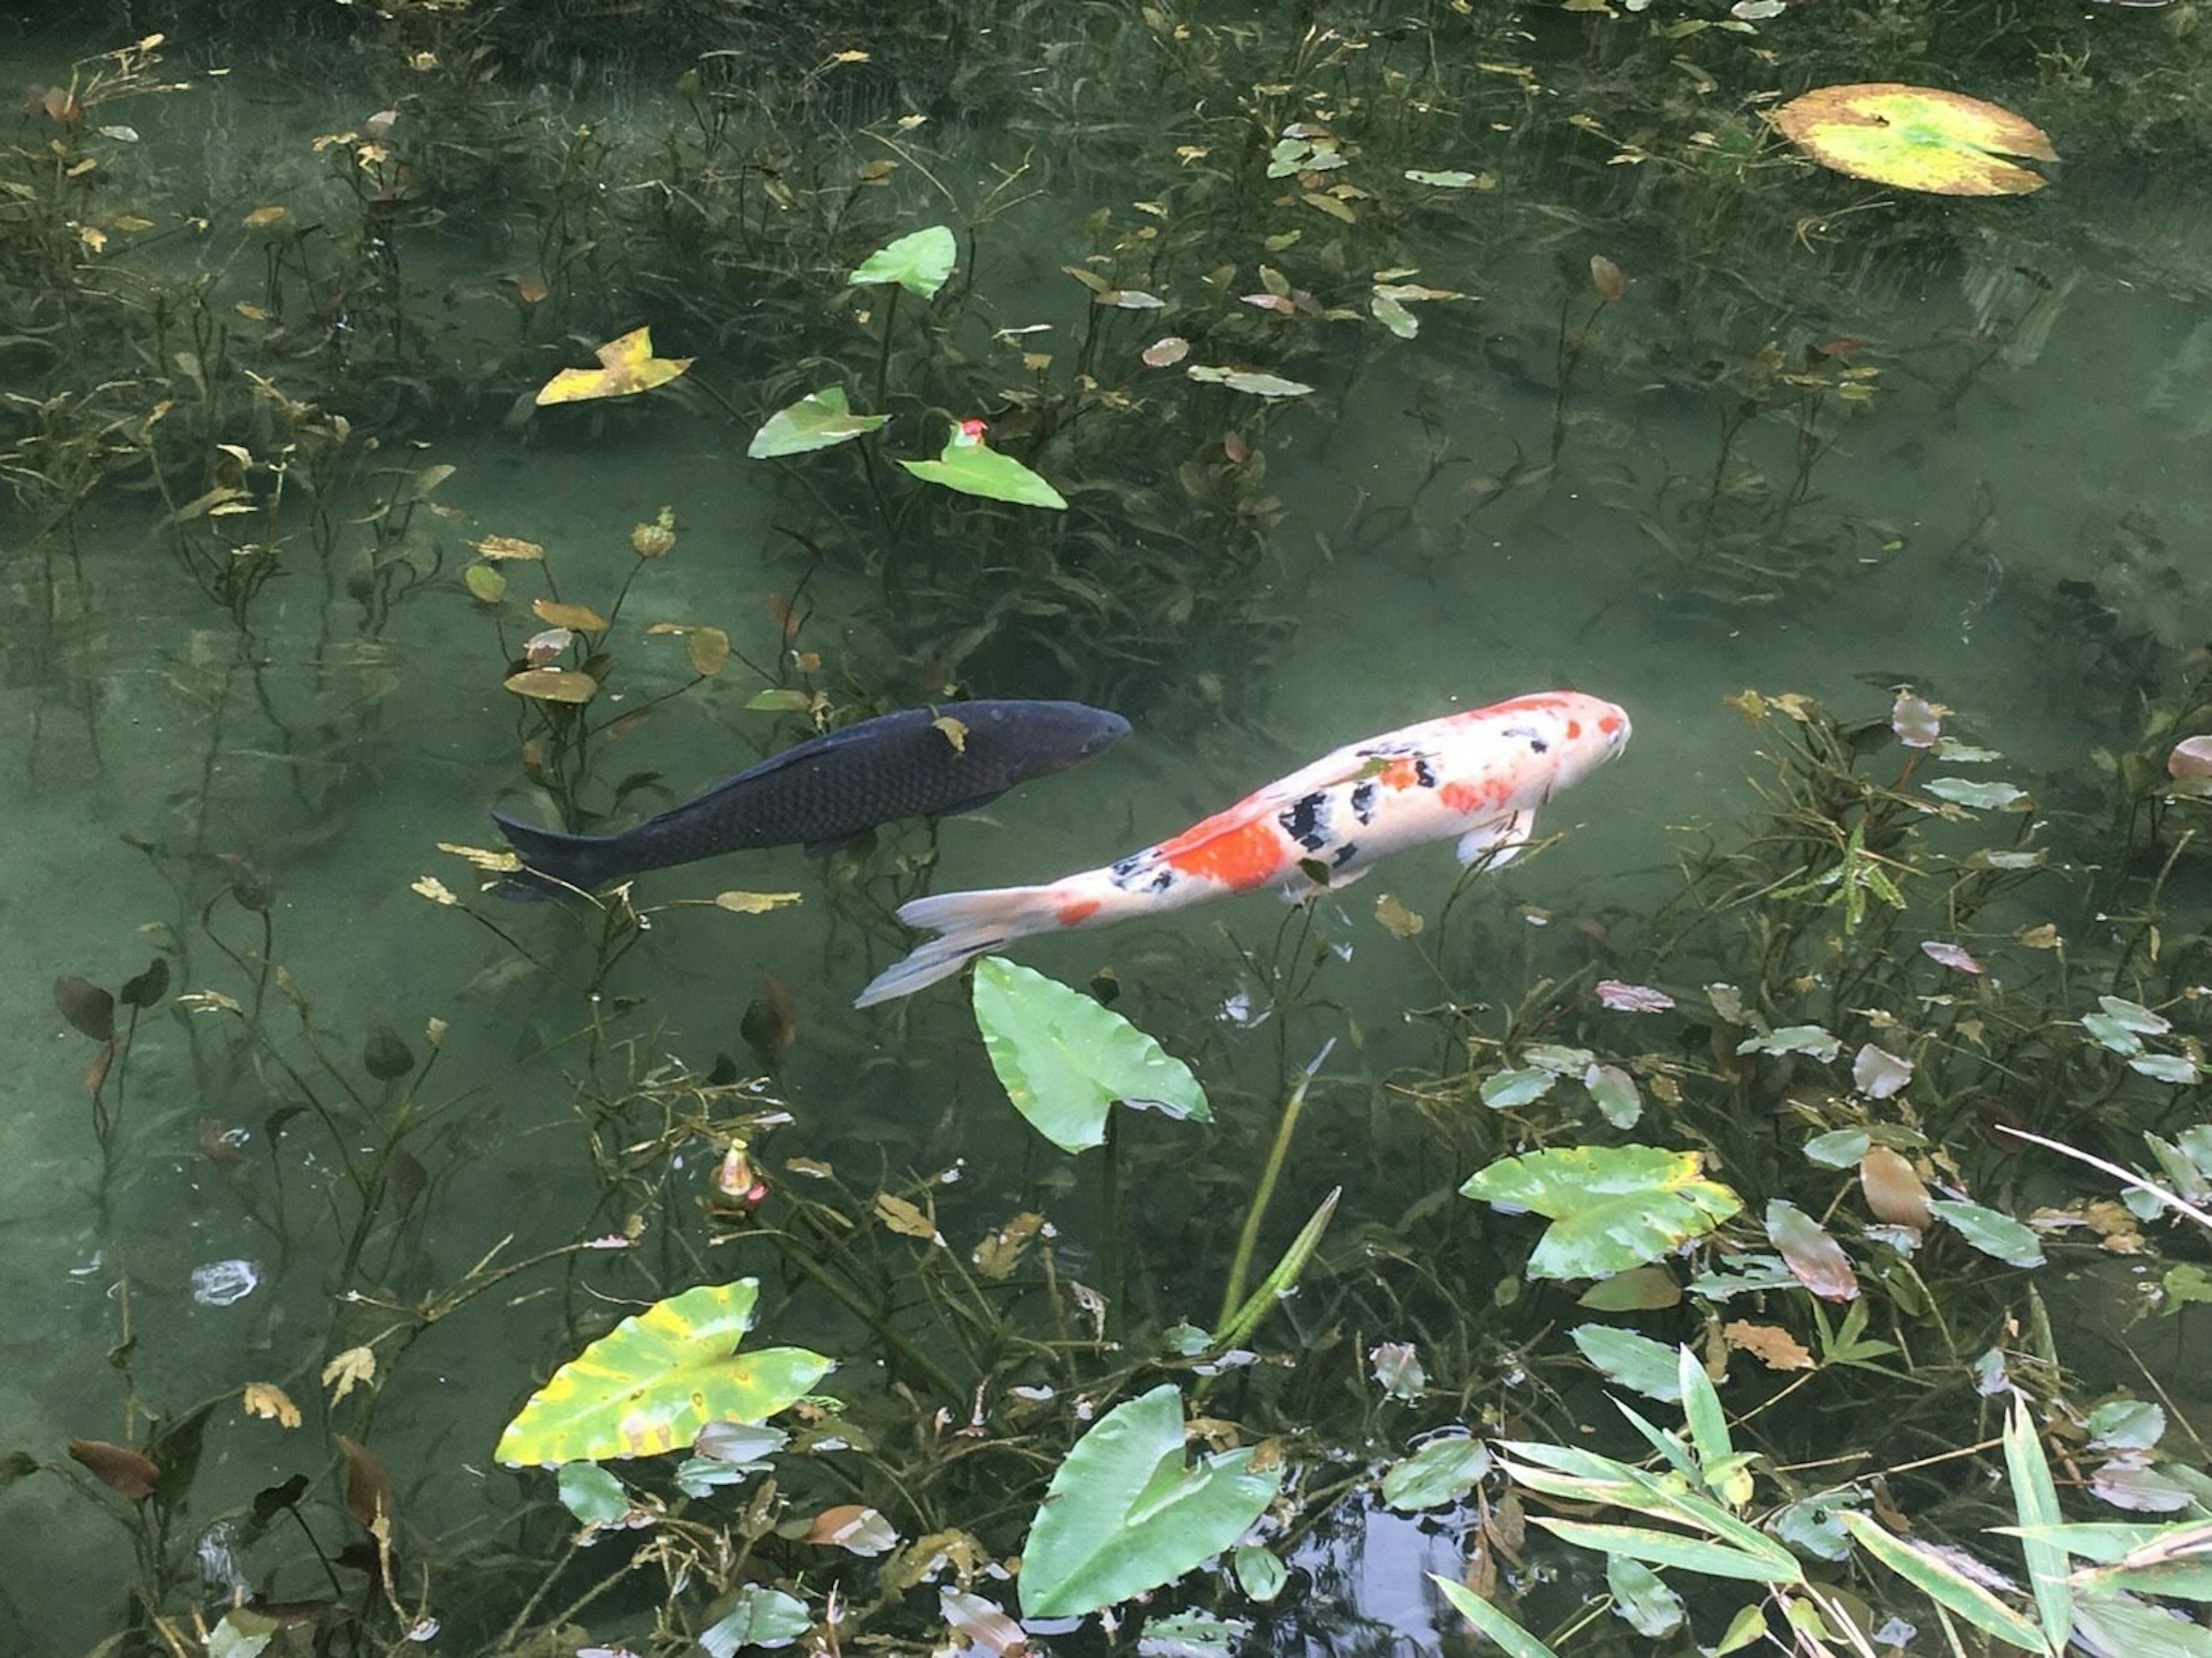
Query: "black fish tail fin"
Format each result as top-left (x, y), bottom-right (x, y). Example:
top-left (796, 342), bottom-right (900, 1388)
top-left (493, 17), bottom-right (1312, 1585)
top-left (490, 810), bottom-right (621, 901)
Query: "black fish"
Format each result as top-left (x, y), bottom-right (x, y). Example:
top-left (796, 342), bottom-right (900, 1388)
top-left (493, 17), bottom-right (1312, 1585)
top-left (491, 699), bottom-right (1130, 897)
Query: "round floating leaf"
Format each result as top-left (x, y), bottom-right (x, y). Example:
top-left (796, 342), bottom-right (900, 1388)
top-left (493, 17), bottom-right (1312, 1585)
top-left (1772, 84), bottom-right (2056, 196)
top-left (1460, 1144), bottom-right (1743, 1281)
top-left (1018, 1383), bottom-right (1283, 1619)
top-left (494, 1279), bottom-right (833, 1466)
top-left (850, 224), bottom-right (957, 299)
top-left (747, 386), bottom-right (890, 459)
top-left (503, 667), bottom-right (598, 704)
top-left (972, 957), bottom-right (1209, 1153)
top-left (900, 423), bottom-right (1067, 509)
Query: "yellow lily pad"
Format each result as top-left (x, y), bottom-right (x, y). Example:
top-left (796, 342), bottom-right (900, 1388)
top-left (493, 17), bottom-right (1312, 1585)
top-left (1772, 83), bottom-right (2055, 197)
top-left (535, 325), bottom-right (694, 406)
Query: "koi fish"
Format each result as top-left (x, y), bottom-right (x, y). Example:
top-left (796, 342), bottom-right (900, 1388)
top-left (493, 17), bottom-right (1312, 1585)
top-left (853, 690), bottom-right (1631, 1007)
top-left (493, 700), bottom-right (1130, 897)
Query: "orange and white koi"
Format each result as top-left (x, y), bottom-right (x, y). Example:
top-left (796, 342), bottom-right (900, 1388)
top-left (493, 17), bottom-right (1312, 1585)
top-left (853, 690), bottom-right (1631, 1007)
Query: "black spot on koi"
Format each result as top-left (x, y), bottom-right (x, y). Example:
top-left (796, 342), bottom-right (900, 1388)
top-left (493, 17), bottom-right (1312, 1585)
top-left (1279, 791), bottom-right (1331, 852)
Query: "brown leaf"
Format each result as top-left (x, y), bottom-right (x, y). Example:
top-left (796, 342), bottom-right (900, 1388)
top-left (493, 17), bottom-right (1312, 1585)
top-left (54, 976), bottom-right (115, 1042)
top-left (469, 533), bottom-right (544, 561)
top-left (741, 972), bottom-right (797, 1071)
top-left (242, 1383), bottom-right (302, 1429)
top-left (334, 1433), bottom-right (391, 1531)
top-left (1859, 1146), bottom-right (1932, 1234)
top-left (685, 627), bottom-right (730, 677)
top-left (1373, 893), bottom-right (1424, 938)
top-left (1722, 1320), bottom-right (1814, 1371)
top-left (531, 598), bottom-right (608, 632)
top-left (874, 1193), bottom-right (942, 1245)
top-left (1765, 1200), bottom-right (1859, 1302)
top-left (805, 1503), bottom-right (899, 1555)
top-left (502, 667), bottom-right (598, 704)
top-left (940, 1587), bottom-right (1029, 1656)
top-left (69, 1439), bottom-right (159, 1500)
top-left (972, 1213), bottom-right (1046, 1281)
top-left (322, 1347), bottom-right (377, 1406)
top-left (1589, 253), bottom-right (1625, 302)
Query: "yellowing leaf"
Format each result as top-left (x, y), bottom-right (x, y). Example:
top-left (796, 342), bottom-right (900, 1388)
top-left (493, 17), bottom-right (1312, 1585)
top-left (713, 890), bottom-right (803, 915)
top-left (503, 667), bottom-right (599, 704)
top-left (686, 626), bottom-right (730, 677)
top-left (464, 564), bottom-right (506, 603)
top-left (1772, 83), bottom-right (2056, 197)
top-left (436, 841), bottom-right (522, 873)
top-left (241, 1382), bottom-right (301, 1428)
top-left (1722, 1320), bottom-right (1813, 1371)
top-left (243, 204), bottom-right (286, 227)
top-left (323, 1346), bottom-right (377, 1405)
top-left (470, 533), bottom-right (545, 561)
top-left (1374, 893), bottom-right (1424, 938)
top-left (532, 598), bottom-right (608, 631)
top-left (874, 1192), bottom-right (943, 1245)
top-left (411, 876), bottom-right (457, 905)
top-left (534, 326), bottom-right (695, 406)
top-left (931, 714), bottom-right (968, 753)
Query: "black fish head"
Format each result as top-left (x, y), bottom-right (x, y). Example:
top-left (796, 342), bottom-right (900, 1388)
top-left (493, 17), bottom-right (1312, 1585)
top-left (973, 700), bottom-right (1132, 774)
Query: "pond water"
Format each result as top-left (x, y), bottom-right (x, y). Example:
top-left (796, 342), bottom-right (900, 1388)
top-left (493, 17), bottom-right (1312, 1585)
top-left (3, 4), bottom-right (2209, 1656)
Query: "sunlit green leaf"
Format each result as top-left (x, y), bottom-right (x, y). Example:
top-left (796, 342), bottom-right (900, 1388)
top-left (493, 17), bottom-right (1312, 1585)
top-left (2070, 1589), bottom-right (2212, 1658)
top-left (1233, 1543), bottom-right (1287, 1603)
top-left (1606, 1554), bottom-right (1685, 1636)
top-left (1804, 1129), bottom-right (1871, 1167)
top-left (1429, 1574), bottom-right (1562, 1658)
top-left (1930, 1198), bottom-right (2046, 1268)
top-left (1461, 1145), bottom-right (1743, 1280)
top-left (747, 386), bottom-right (889, 458)
top-left (1019, 1384), bottom-right (1282, 1618)
top-left (850, 224), bottom-right (957, 298)
top-left (699, 1584), bottom-right (812, 1654)
top-left (1533, 1519), bottom-right (1793, 1583)
top-left (1582, 1063), bottom-right (1642, 1129)
top-left (901, 423), bottom-right (1067, 509)
top-left (495, 1280), bottom-right (834, 1466)
top-left (1480, 1067), bottom-right (1555, 1109)
top-left (2004, 1394), bottom-right (2075, 1652)
top-left (558, 1460), bottom-right (628, 1526)
top-left (1381, 1436), bottom-right (1491, 1511)
top-left (973, 958), bottom-right (1207, 1153)
top-left (1839, 1509), bottom-right (2046, 1647)
top-left (1570, 1325), bottom-right (1683, 1402)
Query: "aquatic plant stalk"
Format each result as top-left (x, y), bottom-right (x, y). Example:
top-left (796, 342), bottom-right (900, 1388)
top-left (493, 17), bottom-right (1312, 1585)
top-left (1217, 1040), bottom-right (1334, 1332)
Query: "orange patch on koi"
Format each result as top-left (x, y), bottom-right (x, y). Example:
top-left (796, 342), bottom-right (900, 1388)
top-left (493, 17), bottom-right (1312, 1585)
top-left (1441, 780), bottom-right (1482, 813)
top-left (1378, 758), bottom-right (1421, 790)
top-left (1055, 896), bottom-right (1101, 925)
top-left (1161, 815), bottom-right (1285, 890)
top-left (1599, 712), bottom-right (1624, 734)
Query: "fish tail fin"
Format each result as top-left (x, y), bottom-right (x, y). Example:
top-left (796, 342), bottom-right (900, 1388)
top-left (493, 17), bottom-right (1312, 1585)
top-left (853, 883), bottom-right (1070, 1008)
top-left (490, 810), bottom-right (621, 901)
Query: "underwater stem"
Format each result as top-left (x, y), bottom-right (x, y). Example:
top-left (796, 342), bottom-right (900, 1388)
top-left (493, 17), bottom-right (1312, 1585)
top-left (1218, 1042), bottom-right (1331, 1331)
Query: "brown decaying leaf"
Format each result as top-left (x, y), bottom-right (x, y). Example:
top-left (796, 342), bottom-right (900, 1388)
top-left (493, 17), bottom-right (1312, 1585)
top-left (874, 1192), bottom-right (942, 1245)
top-left (741, 972), bottom-right (796, 1071)
top-left (1859, 1146), bottom-right (1932, 1234)
top-left (1723, 1320), bottom-right (1814, 1371)
top-left (1374, 893), bottom-right (1424, 938)
top-left (469, 533), bottom-right (544, 561)
top-left (69, 1439), bottom-right (160, 1500)
top-left (972, 1212), bottom-right (1046, 1280)
top-left (931, 714), bottom-right (967, 754)
top-left (1589, 253), bottom-right (1624, 302)
top-left (242, 1383), bottom-right (302, 1428)
top-left (805, 1503), bottom-right (899, 1555)
top-left (685, 626), bottom-right (730, 677)
top-left (503, 667), bottom-right (598, 704)
top-left (940, 1587), bottom-right (1029, 1656)
top-left (54, 975), bottom-right (116, 1042)
top-left (321, 1348), bottom-right (378, 1407)
top-left (334, 1433), bottom-right (392, 1531)
top-left (1765, 1201), bottom-right (1860, 1302)
top-left (532, 598), bottom-right (608, 632)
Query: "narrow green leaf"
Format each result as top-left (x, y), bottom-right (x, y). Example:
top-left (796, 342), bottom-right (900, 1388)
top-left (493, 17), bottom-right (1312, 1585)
top-left (1839, 1509), bottom-right (2048, 1649)
top-left (1570, 1325), bottom-right (1683, 1401)
top-left (1428, 1574), bottom-right (1562, 1658)
top-left (1677, 1346), bottom-right (1734, 1482)
top-left (2004, 1395), bottom-right (2074, 1652)
top-left (1532, 1519), bottom-right (1793, 1583)
top-left (1930, 1198), bottom-right (2046, 1268)
top-left (1213, 1187), bottom-right (1338, 1350)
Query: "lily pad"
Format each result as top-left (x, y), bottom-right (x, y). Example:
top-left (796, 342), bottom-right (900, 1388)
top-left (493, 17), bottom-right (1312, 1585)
top-left (495, 1280), bottom-right (833, 1466)
top-left (1460, 1145), bottom-right (1743, 1280)
top-left (901, 422), bottom-right (1067, 510)
top-left (1772, 83), bottom-right (2056, 197)
top-left (850, 225), bottom-right (957, 299)
top-left (972, 957), bottom-right (1208, 1153)
top-left (1019, 1383), bottom-right (1282, 1618)
top-left (748, 386), bottom-right (889, 458)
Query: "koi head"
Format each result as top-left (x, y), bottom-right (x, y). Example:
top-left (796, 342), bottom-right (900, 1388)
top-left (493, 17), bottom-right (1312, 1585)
top-left (1469, 691), bottom-right (1632, 794)
top-left (965, 699), bottom-right (1133, 777)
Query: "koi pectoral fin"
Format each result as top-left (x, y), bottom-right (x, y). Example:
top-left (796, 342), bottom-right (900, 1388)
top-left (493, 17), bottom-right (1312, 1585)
top-left (1458, 809), bottom-right (1536, 870)
top-left (1277, 862), bottom-right (1371, 904)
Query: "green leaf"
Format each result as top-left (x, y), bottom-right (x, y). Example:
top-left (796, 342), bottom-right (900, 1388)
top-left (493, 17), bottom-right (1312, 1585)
top-left (1804, 1129), bottom-right (1870, 1167)
top-left (1137, 1611), bottom-right (1248, 1655)
top-left (2004, 1394), bottom-right (2075, 1652)
top-left (1381, 1436), bottom-right (1491, 1511)
top-left (1480, 1067), bottom-right (1555, 1110)
top-left (1736, 1025), bottom-right (1842, 1061)
top-left (746, 386), bottom-right (889, 458)
top-left (1461, 1144), bottom-right (1743, 1280)
top-left (1184, 365), bottom-right (1315, 398)
top-left (1213, 1187), bottom-right (1338, 1350)
top-left (1533, 1519), bottom-right (1794, 1583)
top-left (1405, 168), bottom-right (1486, 188)
top-left (2071, 1589), bottom-right (2212, 1658)
top-left (494, 1281), bottom-right (834, 1466)
top-left (1570, 1325), bottom-right (1684, 1402)
top-left (1582, 1063), bottom-right (1642, 1129)
top-left (1018, 1384), bottom-right (1283, 1619)
top-left (1428, 1574), bottom-right (1563, 1658)
top-left (901, 424), bottom-right (1067, 510)
top-left (1772, 83), bottom-right (2055, 196)
top-left (207, 1613), bottom-right (277, 1658)
top-left (1711, 1603), bottom-right (1772, 1656)
top-left (850, 224), bottom-right (957, 298)
top-left (2086, 1399), bottom-right (2166, 1452)
top-left (2097, 996), bottom-right (2171, 1035)
top-left (1677, 1348), bottom-right (1736, 1489)
top-left (1606, 1554), bottom-right (1685, 1636)
top-left (699, 1584), bottom-right (812, 1654)
top-left (1838, 1509), bottom-right (2047, 1648)
top-left (2081, 1013), bottom-right (2146, 1055)
top-left (745, 689), bottom-right (815, 712)
top-left (2130, 1053), bottom-right (2201, 1084)
top-left (1923, 777), bottom-right (2030, 810)
top-left (1772, 1495), bottom-right (1855, 1562)
top-left (973, 958), bottom-right (1207, 1154)
top-left (1233, 1543), bottom-right (1287, 1603)
top-left (1930, 1198), bottom-right (2046, 1268)
top-left (557, 1460), bottom-right (628, 1526)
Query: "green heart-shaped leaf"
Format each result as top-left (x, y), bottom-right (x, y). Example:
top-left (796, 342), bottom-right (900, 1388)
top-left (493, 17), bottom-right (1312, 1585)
top-left (747, 386), bottom-right (889, 458)
top-left (972, 957), bottom-right (1207, 1152)
top-left (901, 424), bottom-right (1067, 509)
top-left (850, 224), bottom-right (957, 298)
top-left (1019, 1383), bottom-right (1282, 1618)
top-left (1461, 1145), bottom-right (1743, 1280)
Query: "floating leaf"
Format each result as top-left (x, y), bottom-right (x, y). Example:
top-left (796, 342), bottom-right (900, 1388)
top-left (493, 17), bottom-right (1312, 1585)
top-left (1736, 1025), bottom-right (1842, 1061)
top-left (713, 890), bottom-right (802, 915)
top-left (1765, 1200), bottom-right (1859, 1302)
top-left (1853, 1044), bottom-right (1913, 1099)
top-left (1804, 1129), bottom-right (1871, 1168)
top-left (54, 976), bottom-right (115, 1042)
top-left (464, 565), bottom-right (506, 602)
top-left (1374, 893), bottom-right (1424, 938)
top-left (1772, 84), bottom-right (2056, 196)
top-left (806, 1503), bottom-right (898, 1555)
top-left (1571, 1324), bottom-right (1685, 1402)
top-left (1582, 1063), bottom-right (1642, 1129)
top-left (699, 1585), bottom-right (812, 1655)
top-left (557, 1461), bottom-right (628, 1527)
top-left (850, 224), bottom-right (958, 298)
top-left (1578, 1265), bottom-right (1681, 1312)
top-left (535, 327), bottom-right (693, 406)
top-left (1142, 336), bottom-right (1191, 367)
top-left (471, 533), bottom-right (545, 561)
top-left (1380, 1436), bottom-right (1491, 1511)
top-left (747, 386), bottom-right (889, 458)
top-left (494, 1280), bottom-right (833, 1466)
top-left (972, 957), bottom-right (1208, 1154)
top-left (1460, 1144), bottom-right (1743, 1280)
top-left (900, 422), bottom-right (1067, 510)
top-left (1596, 980), bottom-right (1675, 1012)
top-left (1185, 365), bottom-right (1315, 398)
top-left (1921, 939), bottom-right (1984, 974)
top-left (1480, 1067), bottom-right (1555, 1110)
top-left (2097, 995), bottom-right (2171, 1035)
top-left (243, 204), bottom-right (286, 227)
top-left (686, 627), bottom-right (731, 677)
top-left (323, 1346), bottom-right (376, 1405)
top-left (503, 667), bottom-right (598, 704)
top-left (1018, 1383), bottom-right (1282, 1618)
top-left (1860, 1147), bottom-right (1932, 1234)
top-left (1930, 1198), bottom-right (2045, 1268)
top-left (2130, 1053), bottom-right (2200, 1084)
top-left (69, 1439), bottom-right (159, 1500)
top-left (1923, 777), bottom-right (2028, 810)
top-left (1233, 1543), bottom-right (1289, 1603)
top-left (1404, 168), bottom-right (1491, 188)
top-left (532, 598), bottom-right (607, 632)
